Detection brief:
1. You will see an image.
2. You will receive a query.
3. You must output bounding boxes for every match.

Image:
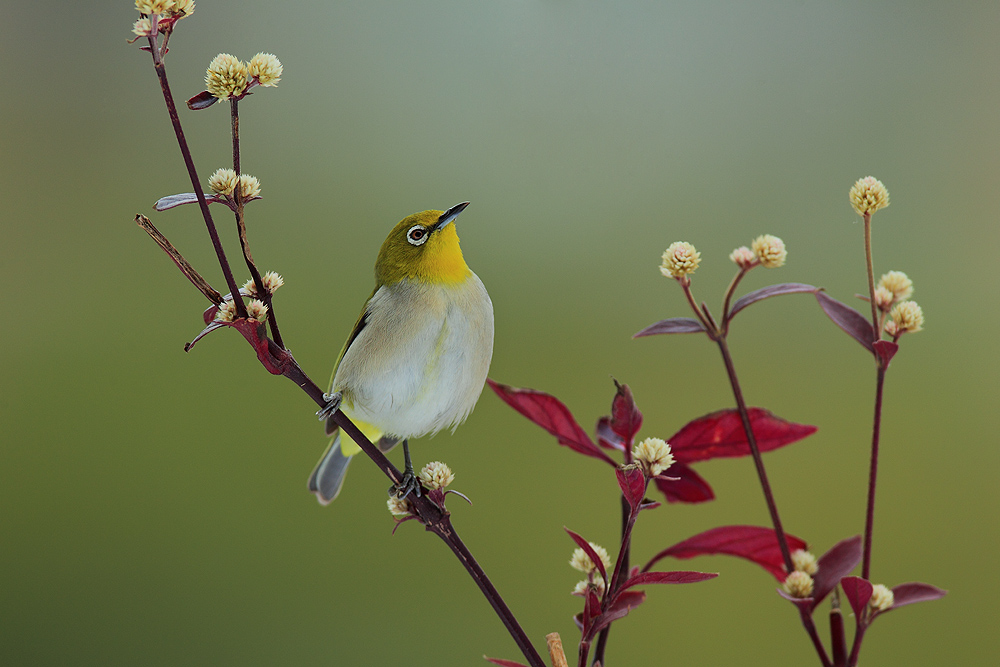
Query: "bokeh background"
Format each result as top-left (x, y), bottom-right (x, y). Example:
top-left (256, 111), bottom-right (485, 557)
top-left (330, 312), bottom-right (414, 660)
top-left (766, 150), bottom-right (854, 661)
top-left (3, 1), bottom-right (998, 665)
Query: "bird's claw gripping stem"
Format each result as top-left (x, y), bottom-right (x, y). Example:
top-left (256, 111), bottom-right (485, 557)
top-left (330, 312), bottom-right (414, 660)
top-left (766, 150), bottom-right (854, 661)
top-left (316, 392), bottom-right (342, 420)
top-left (388, 440), bottom-right (422, 500)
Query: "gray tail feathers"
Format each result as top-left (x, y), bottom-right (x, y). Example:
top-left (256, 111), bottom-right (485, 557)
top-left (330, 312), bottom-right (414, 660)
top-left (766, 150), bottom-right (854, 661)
top-left (309, 430), bottom-right (402, 505)
top-left (308, 431), bottom-right (352, 505)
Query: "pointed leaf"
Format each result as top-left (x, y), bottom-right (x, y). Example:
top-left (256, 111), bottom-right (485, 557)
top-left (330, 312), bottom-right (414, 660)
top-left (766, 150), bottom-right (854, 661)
top-left (890, 582), bottom-right (947, 609)
top-left (633, 317), bottom-right (707, 337)
top-left (609, 380), bottom-right (643, 444)
top-left (810, 536), bottom-right (862, 610)
top-left (776, 588), bottom-right (815, 610)
top-left (840, 576), bottom-right (874, 619)
top-left (619, 570), bottom-right (718, 592)
top-left (615, 466), bottom-right (646, 511)
top-left (653, 463), bottom-right (715, 503)
top-left (873, 340), bottom-right (898, 367)
top-left (816, 292), bottom-right (876, 353)
top-left (645, 525), bottom-right (807, 582)
top-left (728, 283), bottom-right (819, 319)
top-left (668, 408), bottom-right (817, 463)
top-left (565, 527), bottom-right (608, 586)
top-left (592, 590), bottom-right (645, 634)
top-left (484, 658), bottom-right (528, 667)
top-left (582, 588), bottom-right (601, 635)
top-left (595, 417), bottom-right (626, 452)
top-left (488, 380), bottom-right (616, 465)
top-left (187, 90), bottom-right (219, 109)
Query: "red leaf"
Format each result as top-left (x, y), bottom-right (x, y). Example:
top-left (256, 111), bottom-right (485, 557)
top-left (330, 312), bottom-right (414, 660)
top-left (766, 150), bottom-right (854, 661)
top-left (633, 317), bottom-right (707, 337)
top-left (873, 340), bottom-right (898, 367)
top-left (595, 417), bottom-right (626, 452)
top-left (592, 590), bottom-right (645, 634)
top-left (840, 576), bottom-right (873, 619)
top-left (582, 588), bottom-right (601, 635)
top-left (488, 380), bottom-right (616, 465)
top-left (653, 463), bottom-right (715, 503)
top-left (810, 536), bottom-right (862, 610)
top-left (645, 525), bottom-right (808, 582)
top-left (609, 380), bottom-right (643, 445)
top-left (187, 89), bottom-right (219, 110)
top-left (619, 570), bottom-right (718, 592)
top-left (668, 408), bottom-right (817, 463)
top-left (565, 527), bottom-right (609, 586)
top-left (890, 582), bottom-right (947, 609)
top-left (728, 283), bottom-right (819, 319)
top-left (484, 658), bottom-right (528, 667)
top-left (615, 466), bottom-right (646, 512)
top-left (816, 292), bottom-right (876, 353)
top-left (777, 588), bottom-right (815, 611)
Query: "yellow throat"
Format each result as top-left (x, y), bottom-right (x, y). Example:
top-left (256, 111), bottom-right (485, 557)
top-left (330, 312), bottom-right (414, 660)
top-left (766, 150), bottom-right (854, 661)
top-left (374, 209), bottom-right (472, 286)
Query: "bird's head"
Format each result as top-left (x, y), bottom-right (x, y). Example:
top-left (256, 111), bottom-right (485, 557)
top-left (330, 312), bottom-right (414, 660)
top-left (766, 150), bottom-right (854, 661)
top-left (375, 202), bottom-right (472, 286)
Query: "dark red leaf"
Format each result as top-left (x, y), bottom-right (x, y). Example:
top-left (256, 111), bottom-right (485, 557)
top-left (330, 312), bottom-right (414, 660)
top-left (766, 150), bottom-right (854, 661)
top-left (777, 588), bottom-right (815, 610)
top-left (595, 417), bottom-right (626, 452)
top-left (639, 499), bottom-right (661, 511)
top-left (484, 658), bottom-right (528, 667)
top-left (653, 463), bottom-right (715, 503)
top-left (565, 527), bottom-right (609, 586)
top-left (592, 590), bottom-right (646, 634)
top-left (609, 380), bottom-right (643, 445)
top-left (890, 582), bottom-right (947, 609)
top-left (615, 466), bottom-right (646, 512)
top-left (645, 525), bottom-right (808, 582)
top-left (668, 408), bottom-right (817, 464)
top-left (873, 340), bottom-right (898, 367)
top-left (619, 570), bottom-right (718, 592)
top-left (840, 576), bottom-right (873, 619)
top-left (488, 380), bottom-right (616, 465)
top-left (187, 90), bottom-right (219, 110)
top-left (810, 536), bottom-right (862, 610)
top-left (816, 292), bottom-right (876, 353)
top-left (582, 588), bottom-right (601, 635)
top-left (633, 317), bottom-right (707, 337)
top-left (728, 283), bottom-right (819, 319)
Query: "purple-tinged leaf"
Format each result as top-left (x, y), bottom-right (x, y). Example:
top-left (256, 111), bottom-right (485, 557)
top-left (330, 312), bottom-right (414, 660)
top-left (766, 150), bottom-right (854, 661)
top-left (645, 525), bottom-right (807, 582)
top-left (633, 317), bottom-right (707, 337)
top-left (592, 591), bottom-right (646, 634)
top-left (668, 408), bottom-right (817, 464)
top-left (565, 527), bottom-right (608, 586)
top-left (582, 588), bottom-right (601, 635)
top-left (488, 380), bottom-right (616, 465)
top-left (840, 576), bottom-right (873, 619)
top-left (154, 192), bottom-right (260, 211)
top-left (609, 380), bottom-right (643, 445)
top-left (619, 570), bottom-right (717, 592)
top-left (653, 463), bottom-right (715, 503)
top-left (728, 283), bottom-right (819, 320)
top-left (616, 466), bottom-right (646, 512)
top-left (595, 417), bottom-right (626, 452)
top-left (890, 582), bottom-right (947, 610)
top-left (810, 536), bottom-right (862, 610)
top-left (484, 658), bottom-right (528, 667)
top-left (187, 90), bottom-right (219, 110)
top-left (873, 340), bottom-right (898, 367)
top-left (777, 588), bottom-right (815, 611)
top-left (816, 292), bottom-right (876, 353)
top-left (185, 321), bottom-right (227, 351)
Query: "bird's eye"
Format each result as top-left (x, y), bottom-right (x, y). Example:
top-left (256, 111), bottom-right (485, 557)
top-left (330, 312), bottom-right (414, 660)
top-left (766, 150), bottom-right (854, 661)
top-left (406, 225), bottom-right (428, 246)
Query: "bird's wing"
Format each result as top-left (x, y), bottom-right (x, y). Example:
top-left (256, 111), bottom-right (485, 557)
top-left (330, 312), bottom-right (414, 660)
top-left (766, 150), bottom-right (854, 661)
top-left (324, 288), bottom-right (377, 436)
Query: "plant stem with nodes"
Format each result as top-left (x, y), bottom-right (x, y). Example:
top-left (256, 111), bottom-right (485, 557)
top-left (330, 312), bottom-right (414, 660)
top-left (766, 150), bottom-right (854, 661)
top-left (230, 98), bottom-right (284, 347)
top-left (144, 28), bottom-right (246, 319)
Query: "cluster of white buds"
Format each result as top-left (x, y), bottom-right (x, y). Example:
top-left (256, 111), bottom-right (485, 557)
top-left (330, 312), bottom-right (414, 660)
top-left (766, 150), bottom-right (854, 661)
top-left (243, 272), bottom-right (284, 297)
top-left (418, 461), bottom-right (455, 490)
top-left (205, 53), bottom-right (282, 101)
top-left (569, 541), bottom-right (612, 596)
top-left (386, 496), bottom-right (412, 517)
top-left (782, 570), bottom-right (814, 598)
top-left (134, 0), bottom-right (194, 18)
top-left (728, 235), bottom-right (787, 270)
top-left (632, 437), bottom-right (675, 477)
top-left (869, 584), bottom-right (895, 612)
top-left (213, 298), bottom-right (267, 323)
top-left (850, 176), bottom-right (890, 217)
top-left (208, 168), bottom-right (262, 201)
top-left (790, 549), bottom-right (819, 576)
top-left (660, 242), bottom-right (701, 278)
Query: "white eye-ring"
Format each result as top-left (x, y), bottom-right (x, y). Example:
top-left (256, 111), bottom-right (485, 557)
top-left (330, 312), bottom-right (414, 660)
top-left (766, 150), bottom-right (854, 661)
top-left (406, 225), bottom-right (429, 246)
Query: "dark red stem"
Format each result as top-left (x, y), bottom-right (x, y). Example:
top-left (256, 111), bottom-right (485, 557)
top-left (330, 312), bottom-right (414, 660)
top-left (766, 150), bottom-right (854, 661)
top-left (830, 605), bottom-right (846, 666)
top-left (590, 494), bottom-right (631, 666)
top-left (861, 367), bottom-right (886, 580)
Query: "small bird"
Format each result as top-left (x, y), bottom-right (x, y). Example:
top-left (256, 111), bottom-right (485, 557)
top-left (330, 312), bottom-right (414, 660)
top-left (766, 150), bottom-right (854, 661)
top-left (310, 202), bottom-right (494, 503)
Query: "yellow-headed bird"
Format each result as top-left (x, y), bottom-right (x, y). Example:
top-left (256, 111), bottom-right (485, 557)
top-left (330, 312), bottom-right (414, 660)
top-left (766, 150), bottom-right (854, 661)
top-left (311, 203), bottom-right (494, 503)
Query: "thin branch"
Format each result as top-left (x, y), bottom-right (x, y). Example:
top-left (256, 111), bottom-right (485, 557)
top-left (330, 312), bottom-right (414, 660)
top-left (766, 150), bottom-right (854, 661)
top-left (135, 215), bottom-right (221, 304)
top-left (861, 367), bottom-right (886, 580)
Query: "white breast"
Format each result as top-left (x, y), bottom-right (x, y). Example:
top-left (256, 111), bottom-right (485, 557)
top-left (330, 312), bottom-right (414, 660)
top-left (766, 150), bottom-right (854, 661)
top-left (333, 274), bottom-right (494, 439)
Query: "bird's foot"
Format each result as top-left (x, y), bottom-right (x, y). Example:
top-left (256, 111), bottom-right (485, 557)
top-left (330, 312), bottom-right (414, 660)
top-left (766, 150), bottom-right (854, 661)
top-left (388, 440), bottom-right (422, 500)
top-left (316, 392), bottom-right (342, 420)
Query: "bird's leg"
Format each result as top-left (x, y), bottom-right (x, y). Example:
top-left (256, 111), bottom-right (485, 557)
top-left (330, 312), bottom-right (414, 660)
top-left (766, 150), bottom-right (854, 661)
top-left (315, 391), bottom-right (342, 420)
top-left (389, 439), bottom-right (422, 499)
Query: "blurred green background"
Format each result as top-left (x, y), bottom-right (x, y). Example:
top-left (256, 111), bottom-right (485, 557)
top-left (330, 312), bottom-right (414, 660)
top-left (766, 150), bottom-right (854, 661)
top-left (3, 1), bottom-right (997, 665)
